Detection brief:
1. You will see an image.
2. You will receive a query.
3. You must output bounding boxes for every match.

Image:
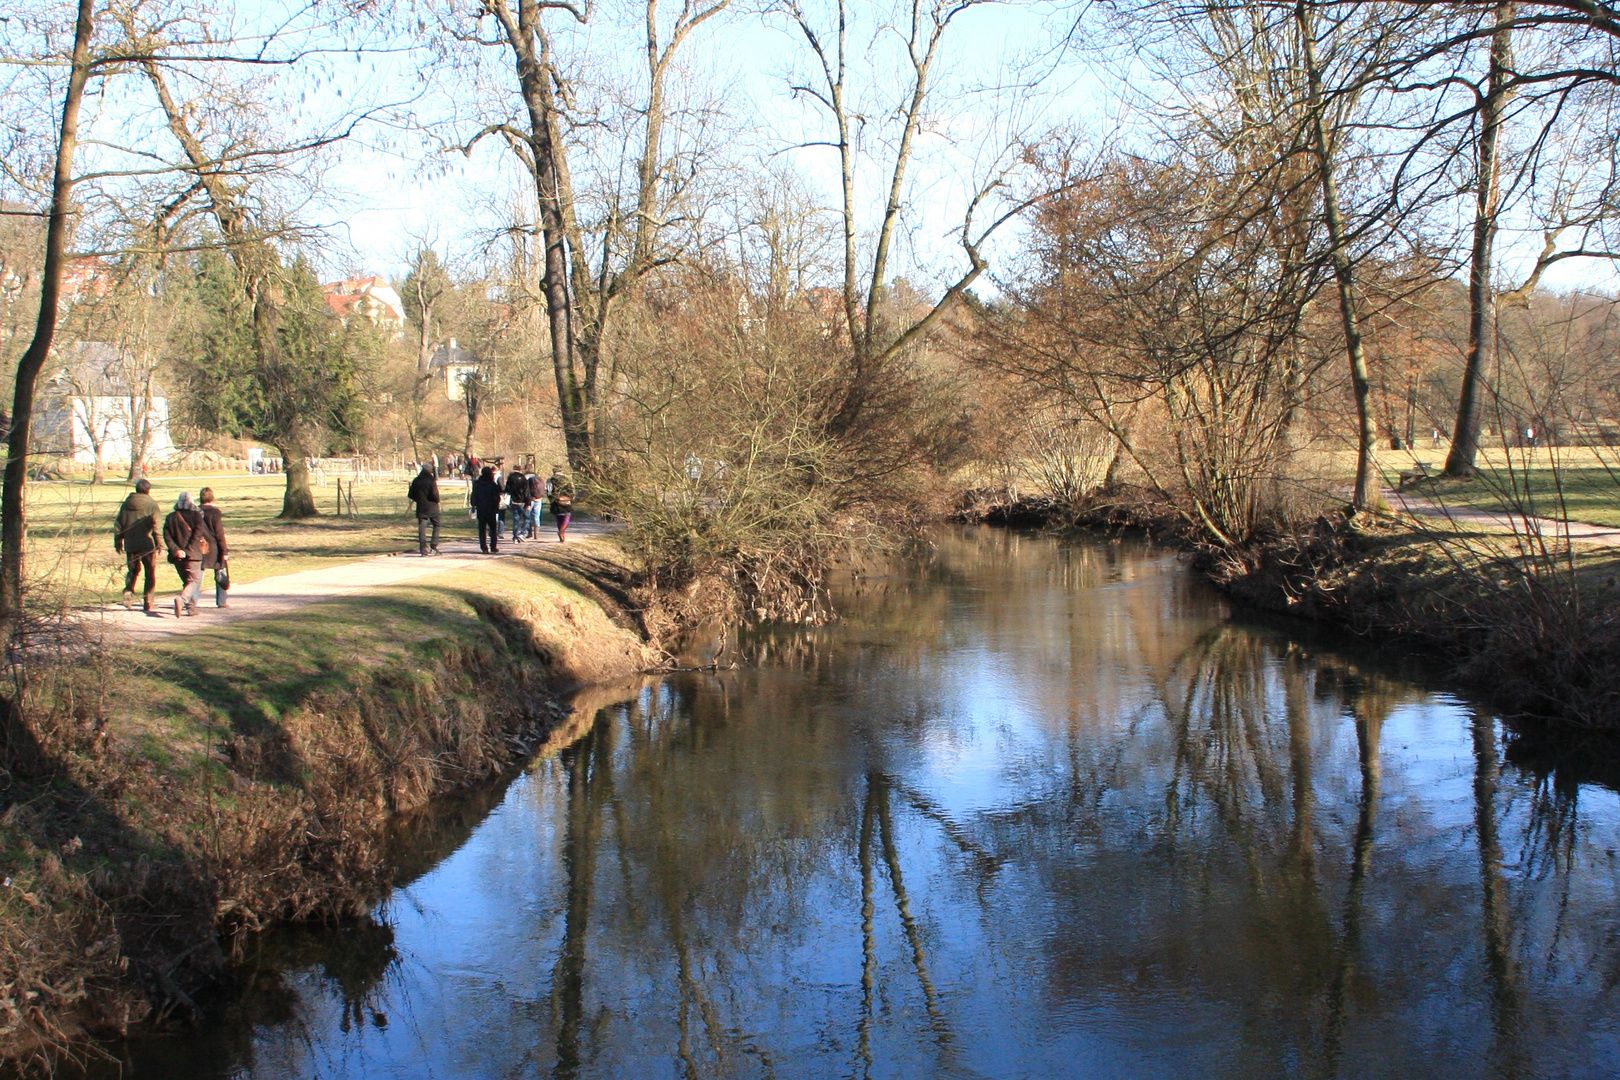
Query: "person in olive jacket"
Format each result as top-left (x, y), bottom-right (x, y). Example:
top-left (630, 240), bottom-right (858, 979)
top-left (162, 491), bottom-right (216, 617)
top-left (470, 465), bottom-right (502, 553)
top-left (198, 486), bottom-right (230, 608)
top-left (408, 464), bottom-right (442, 555)
top-left (548, 469), bottom-right (575, 543)
top-left (114, 478), bottom-right (162, 613)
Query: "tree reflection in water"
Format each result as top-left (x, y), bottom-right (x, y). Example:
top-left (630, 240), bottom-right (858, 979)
top-left (102, 527), bottom-right (1620, 1080)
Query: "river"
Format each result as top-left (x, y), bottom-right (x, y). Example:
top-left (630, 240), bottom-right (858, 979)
top-left (103, 527), bottom-right (1620, 1078)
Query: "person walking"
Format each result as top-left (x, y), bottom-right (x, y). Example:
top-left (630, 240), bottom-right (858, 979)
top-left (198, 487), bottom-right (231, 608)
top-left (526, 469), bottom-right (545, 540)
top-left (549, 468), bottom-right (575, 543)
top-left (471, 465), bottom-right (502, 553)
top-left (505, 465), bottom-right (532, 543)
top-left (162, 491), bottom-right (215, 617)
top-left (114, 478), bottom-right (162, 614)
top-left (408, 464), bottom-right (443, 555)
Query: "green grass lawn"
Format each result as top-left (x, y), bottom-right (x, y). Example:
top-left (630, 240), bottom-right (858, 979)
top-left (1243, 444), bottom-right (1620, 528)
top-left (23, 470), bottom-right (485, 606)
top-left (1413, 463), bottom-right (1620, 528)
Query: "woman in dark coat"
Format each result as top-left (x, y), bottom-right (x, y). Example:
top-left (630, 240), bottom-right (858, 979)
top-left (162, 491), bottom-right (216, 617)
top-left (470, 466), bottom-right (503, 553)
top-left (198, 486), bottom-right (230, 608)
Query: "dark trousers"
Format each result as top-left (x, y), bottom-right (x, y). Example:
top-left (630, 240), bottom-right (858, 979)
top-left (477, 511), bottom-right (500, 552)
top-left (124, 550), bottom-right (156, 597)
top-left (417, 512), bottom-right (441, 553)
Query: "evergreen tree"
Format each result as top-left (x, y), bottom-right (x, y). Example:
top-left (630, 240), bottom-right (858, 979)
top-left (178, 252), bottom-right (367, 502)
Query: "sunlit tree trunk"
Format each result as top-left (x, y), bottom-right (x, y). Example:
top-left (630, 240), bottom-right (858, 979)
top-left (1446, 1), bottom-right (1515, 478)
top-left (0, 0), bottom-right (96, 628)
top-left (1297, 1), bottom-right (1382, 512)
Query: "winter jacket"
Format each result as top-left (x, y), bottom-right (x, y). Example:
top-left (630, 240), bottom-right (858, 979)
top-left (200, 504), bottom-right (228, 563)
top-left (114, 492), bottom-right (161, 557)
top-left (548, 474), bottom-right (575, 515)
top-left (527, 473), bottom-right (544, 501)
top-left (408, 471), bottom-right (441, 517)
top-left (505, 470), bottom-right (532, 505)
top-left (470, 475), bottom-right (502, 516)
top-left (163, 508), bottom-right (217, 567)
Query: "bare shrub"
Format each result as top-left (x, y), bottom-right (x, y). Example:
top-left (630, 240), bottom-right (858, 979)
top-left (596, 270), bottom-right (966, 623)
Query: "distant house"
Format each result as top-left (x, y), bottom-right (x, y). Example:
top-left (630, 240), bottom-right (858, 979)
top-left (428, 338), bottom-right (483, 401)
top-left (60, 256), bottom-right (113, 304)
top-left (801, 286), bottom-right (860, 339)
top-left (322, 276), bottom-right (406, 331)
top-left (34, 342), bottom-right (175, 470)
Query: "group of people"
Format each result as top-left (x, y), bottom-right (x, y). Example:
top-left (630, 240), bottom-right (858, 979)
top-left (407, 463), bottom-right (576, 555)
top-left (107, 461), bottom-right (579, 618)
top-left (113, 479), bottom-right (230, 618)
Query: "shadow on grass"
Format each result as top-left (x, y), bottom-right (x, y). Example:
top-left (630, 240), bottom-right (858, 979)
top-left (1, 696), bottom-right (222, 1066)
top-left (134, 590), bottom-right (487, 733)
top-left (517, 546), bottom-right (642, 632)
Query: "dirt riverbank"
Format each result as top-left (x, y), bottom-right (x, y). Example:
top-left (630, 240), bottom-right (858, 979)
top-left (0, 547), bottom-right (655, 1072)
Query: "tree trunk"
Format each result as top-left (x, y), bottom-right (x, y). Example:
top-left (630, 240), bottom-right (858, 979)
top-left (278, 447), bottom-right (319, 519)
top-left (1297, 1), bottom-right (1381, 513)
top-left (416, 295), bottom-right (435, 378)
top-left (0, 0), bottom-right (96, 626)
top-left (1446, 1), bottom-right (1515, 478)
top-left (545, 213), bottom-right (588, 469)
top-left (406, 419), bottom-right (422, 466)
top-left (503, 4), bottom-right (585, 470)
top-left (127, 371), bottom-right (153, 481)
top-left (462, 369), bottom-right (482, 459)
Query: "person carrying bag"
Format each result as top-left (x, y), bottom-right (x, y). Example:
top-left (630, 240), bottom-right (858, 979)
top-left (548, 469), bottom-right (575, 544)
top-left (199, 486), bottom-right (231, 608)
top-left (161, 491), bottom-right (216, 617)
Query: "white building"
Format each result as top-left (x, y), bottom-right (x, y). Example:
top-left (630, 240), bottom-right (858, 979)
top-left (429, 338), bottom-right (484, 401)
top-left (34, 342), bottom-right (176, 471)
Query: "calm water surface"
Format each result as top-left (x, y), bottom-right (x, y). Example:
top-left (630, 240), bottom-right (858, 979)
top-left (112, 527), bottom-right (1620, 1078)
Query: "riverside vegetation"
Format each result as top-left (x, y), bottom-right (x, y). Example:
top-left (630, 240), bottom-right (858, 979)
top-left (0, 518), bottom-right (653, 1070)
top-left (7, 0), bottom-right (1620, 1071)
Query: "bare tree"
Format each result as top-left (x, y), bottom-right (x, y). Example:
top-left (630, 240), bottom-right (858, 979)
top-left (1294, 0), bottom-right (1383, 510)
top-left (461, 366), bottom-right (488, 458)
top-left (135, 52), bottom-right (326, 516)
top-left (0, 0), bottom-right (95, 626)
top-left (777, 0), bottom-right (1039, 439)
top-left (403, 245), bottom-right (451, 383)
top-left (63, 358), bottom-right (116, 485)
top-left (1446, 0), bottom-right (1518, 477)
top-left (452, 0), bottom-right (731, 471)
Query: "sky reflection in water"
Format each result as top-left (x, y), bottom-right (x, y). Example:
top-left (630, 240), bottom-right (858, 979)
top-left (111, 527), bottom-right (1620, 1079)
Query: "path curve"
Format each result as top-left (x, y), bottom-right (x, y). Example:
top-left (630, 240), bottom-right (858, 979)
top-left (91, 519), bottom-right (618, 643)
top-left (1384, 489), bottom-right (1620, 547)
